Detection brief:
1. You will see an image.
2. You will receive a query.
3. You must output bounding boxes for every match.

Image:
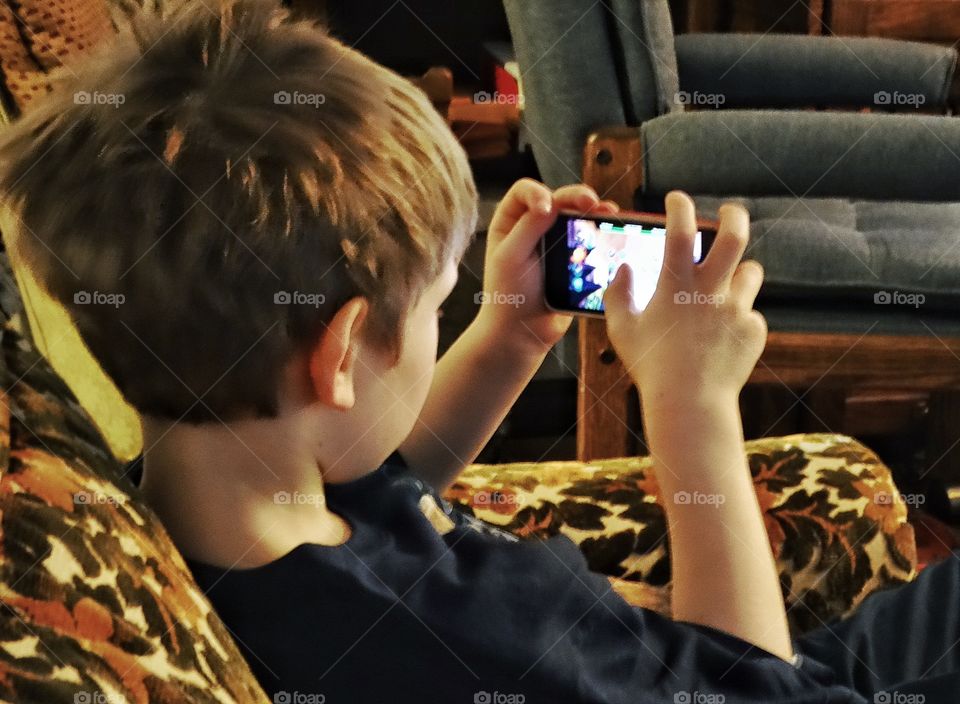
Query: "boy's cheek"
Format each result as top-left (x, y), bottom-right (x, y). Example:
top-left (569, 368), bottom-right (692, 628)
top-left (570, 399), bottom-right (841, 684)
top-left (374, 326), bottom-right (438, 423)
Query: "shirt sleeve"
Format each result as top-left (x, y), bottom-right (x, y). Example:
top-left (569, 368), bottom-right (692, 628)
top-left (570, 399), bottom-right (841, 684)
top-left (422, 529), bottom-right (856, 704)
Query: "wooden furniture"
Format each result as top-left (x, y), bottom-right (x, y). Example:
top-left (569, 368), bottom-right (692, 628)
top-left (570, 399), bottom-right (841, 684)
top-left (809, 0), bottom-right (960, 107)
top-left (411, 66), bottom-right (454, 119)
top-left (577, 127), bottom-right (960, 483)
top-left (679, 0), bottom-right (960, 108)
top-left (447, 94), bottom-right (520, 161)
top-left (680, 0), bottom-right (960, 37)
top-left (811, 0), bottom-right (960, 41)
top-left (676, 0), bottom-right (809, 33)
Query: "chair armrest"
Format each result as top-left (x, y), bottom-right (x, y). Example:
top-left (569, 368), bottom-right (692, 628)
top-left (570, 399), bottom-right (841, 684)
top-left (641, 110), bottom-right (960, 201)
top-left (675, 33), bottom-right (957, 109)
top-left (446, 433), bottom-right (917, 636)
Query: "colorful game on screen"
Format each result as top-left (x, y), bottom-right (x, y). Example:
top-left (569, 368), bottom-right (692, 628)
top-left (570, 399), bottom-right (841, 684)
top-left (566, 217), bottom-right (701, 312)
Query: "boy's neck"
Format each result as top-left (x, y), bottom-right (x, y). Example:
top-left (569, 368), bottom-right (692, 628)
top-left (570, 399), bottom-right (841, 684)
top-left (139, 413), bottom-right (352, 569)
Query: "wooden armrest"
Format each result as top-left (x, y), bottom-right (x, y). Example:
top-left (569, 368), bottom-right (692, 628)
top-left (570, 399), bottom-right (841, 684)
top-left (581, 126), bottom-right (644, 209)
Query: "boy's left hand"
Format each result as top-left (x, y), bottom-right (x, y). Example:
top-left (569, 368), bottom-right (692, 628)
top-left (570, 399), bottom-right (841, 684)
top-left (477, 178), bottom-right (619, 358)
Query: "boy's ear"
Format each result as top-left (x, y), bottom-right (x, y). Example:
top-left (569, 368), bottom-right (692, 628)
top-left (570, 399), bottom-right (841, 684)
top-left (308, 297), bottom-right (369, 411)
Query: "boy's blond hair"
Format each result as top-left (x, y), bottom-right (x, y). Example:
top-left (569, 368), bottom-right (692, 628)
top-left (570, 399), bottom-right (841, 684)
top-left (0, 0), bottom-right (477, 422)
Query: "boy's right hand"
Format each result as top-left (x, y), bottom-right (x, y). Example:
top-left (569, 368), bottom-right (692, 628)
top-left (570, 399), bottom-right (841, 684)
top-left (603, 191), bottom-right (766, 406)
top-left (607, 193), bottom-right (793, 661)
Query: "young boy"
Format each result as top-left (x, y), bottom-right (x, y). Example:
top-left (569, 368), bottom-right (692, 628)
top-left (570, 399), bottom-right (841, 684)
top-left (1, 2), bottom-right (958, 702)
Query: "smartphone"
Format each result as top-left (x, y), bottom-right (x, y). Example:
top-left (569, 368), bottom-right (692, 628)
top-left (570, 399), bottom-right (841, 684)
top-left (542, 210), bottom-right (717, 316)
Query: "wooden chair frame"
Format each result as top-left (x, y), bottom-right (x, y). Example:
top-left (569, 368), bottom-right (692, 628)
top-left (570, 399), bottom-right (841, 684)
top-left (577, 127), bottom-right (960, 481)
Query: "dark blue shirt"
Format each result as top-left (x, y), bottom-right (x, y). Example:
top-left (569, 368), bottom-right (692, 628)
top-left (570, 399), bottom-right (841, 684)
top-left (186, 454), bottom-right (864, 704)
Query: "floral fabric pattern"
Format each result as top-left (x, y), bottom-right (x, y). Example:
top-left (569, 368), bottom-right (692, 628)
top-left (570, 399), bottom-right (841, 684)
top-left (444, 434), bottom-right (917, 635)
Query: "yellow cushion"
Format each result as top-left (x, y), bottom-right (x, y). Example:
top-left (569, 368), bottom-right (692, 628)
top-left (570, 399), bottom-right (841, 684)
top-left (0, 206), bottom-right (143, 461)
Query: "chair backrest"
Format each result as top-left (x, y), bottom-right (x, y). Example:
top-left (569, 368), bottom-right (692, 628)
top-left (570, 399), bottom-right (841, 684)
top-left (505, 1), bottom-right (680, 460)
top-left (503, 0), bottom-right (680, 188)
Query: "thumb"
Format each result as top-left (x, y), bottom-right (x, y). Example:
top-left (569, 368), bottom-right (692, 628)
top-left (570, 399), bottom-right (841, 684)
top-left (603, 263), bottom-right (635, 319)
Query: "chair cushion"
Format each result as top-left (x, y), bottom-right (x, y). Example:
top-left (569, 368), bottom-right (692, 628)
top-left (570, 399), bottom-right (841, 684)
top-left (605, 0), bottom-right (681, 121)
top-left (503, 0), bottom-right (682, 188)
top-left (444, 433), bottom-right (918, 636)
top-left (692, 196), bottom-right (960, 316)
top-left (0, 252), bottom-right (268, 703)
top-left (0, 0), bottom-right (115, 112)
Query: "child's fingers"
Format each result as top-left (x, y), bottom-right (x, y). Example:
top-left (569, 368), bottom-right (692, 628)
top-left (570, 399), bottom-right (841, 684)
top-left (745, 309), bottom-right (768, 351)
top-left (729, 260), bottom-right (764, 310)
top-left (552, 184), bottom-right (599, 212)
top-left (493, 183), bottom-right (606, 269)
top-left (582, 199), bottom-right (620, 215)
top-left (662, 191), bottom-right (698, 285)
top-left (487, 178), bottom-right (552, 246)
top-left (699, 203), bottom-right (750, 291)
top-left (603, 262), bottom-right (636, 321)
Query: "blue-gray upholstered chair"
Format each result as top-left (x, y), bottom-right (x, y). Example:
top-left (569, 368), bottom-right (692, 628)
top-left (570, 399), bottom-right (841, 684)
top-left (504, 0), bottom-right (960, 476)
